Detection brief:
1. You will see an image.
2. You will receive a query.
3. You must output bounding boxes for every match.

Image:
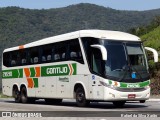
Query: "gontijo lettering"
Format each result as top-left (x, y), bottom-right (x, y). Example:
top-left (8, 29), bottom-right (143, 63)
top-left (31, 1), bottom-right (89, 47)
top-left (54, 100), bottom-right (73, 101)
top-left (41, 63), bottom-right (77, 76)
top-left (47, 67), bottom-right (68, 74)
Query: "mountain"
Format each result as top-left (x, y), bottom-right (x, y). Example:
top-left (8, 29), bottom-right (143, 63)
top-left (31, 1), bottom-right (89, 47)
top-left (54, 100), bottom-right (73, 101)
top-left (0, 3), bottom-right (160, 63)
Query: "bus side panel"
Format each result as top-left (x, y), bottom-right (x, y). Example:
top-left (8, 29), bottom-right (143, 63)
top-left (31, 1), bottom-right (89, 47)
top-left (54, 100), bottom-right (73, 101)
top-left (44, 76), bottom-right (56, 98)
top-left (35, 77), bottom-right (45, 98)
top-left (88, 75), bottom-right (104, 100)
top-left (2, 79), bottom-right (13, 96)
top-left (2, 78), bottom-right (27, 97)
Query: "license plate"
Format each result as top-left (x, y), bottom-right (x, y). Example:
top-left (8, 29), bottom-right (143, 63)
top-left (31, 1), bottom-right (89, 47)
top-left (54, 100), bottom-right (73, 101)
top-left (128, 94), bottom-right (136, 99)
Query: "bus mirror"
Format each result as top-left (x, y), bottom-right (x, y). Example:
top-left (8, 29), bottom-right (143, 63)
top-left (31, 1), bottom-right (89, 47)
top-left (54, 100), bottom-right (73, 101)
top-left (91, 44), bottom-right (107, 60)
top-left (145, 47), bottom-right (159, 63)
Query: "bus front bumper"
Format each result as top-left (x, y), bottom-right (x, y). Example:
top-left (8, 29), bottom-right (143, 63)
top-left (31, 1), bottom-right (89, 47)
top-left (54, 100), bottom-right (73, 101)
top-left (104, 86), bottom-right (150, 101)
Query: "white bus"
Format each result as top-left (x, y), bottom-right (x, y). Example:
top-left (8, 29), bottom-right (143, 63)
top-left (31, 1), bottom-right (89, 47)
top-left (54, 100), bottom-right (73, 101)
top-left (2, 30), bottom-right (158, 107)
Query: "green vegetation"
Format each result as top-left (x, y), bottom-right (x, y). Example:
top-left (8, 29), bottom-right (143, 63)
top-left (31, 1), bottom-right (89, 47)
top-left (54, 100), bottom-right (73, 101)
top-left (129, 17), bottom-right (160, 95)
top-left (129, 16), bottom-right (160, 51)
top-left (141, 26), bottom-right (160, 51)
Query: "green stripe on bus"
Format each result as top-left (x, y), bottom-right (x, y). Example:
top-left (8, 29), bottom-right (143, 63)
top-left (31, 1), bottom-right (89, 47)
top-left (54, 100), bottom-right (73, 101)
top-left (2, 63), bottom-right (77, 78)
top-left (2, 69), bottom-right (23, 79)
top-left (108, 80), bottom-right (150, 88)
top-left (120, 83), bottom-right (127, 88)
top-left (119, 80), bottom-right (150, 88)
top-left (30, 67), bottom-right (36, 77)
top-left (72, 63), bottom-right (77, 75)
top-left (109, 80), bottom-right (112, 85)
top-left (139, 80), bottom-right (150, 87)
top-left (41, 64), bottom-right (77, 77)
top-left (33, 78), bottom-right (38, 88)
top-left (18, 69), bottom-right (23, 78)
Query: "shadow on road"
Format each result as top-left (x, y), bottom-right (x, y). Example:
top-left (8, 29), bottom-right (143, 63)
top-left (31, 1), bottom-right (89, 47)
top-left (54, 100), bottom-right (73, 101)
top-left (3, 99), bottom-right (148, 109)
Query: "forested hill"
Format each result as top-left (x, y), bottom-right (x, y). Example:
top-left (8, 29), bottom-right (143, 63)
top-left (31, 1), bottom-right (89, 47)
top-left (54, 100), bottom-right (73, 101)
top-left (0, 3), bottom-right (160, 57)
top-left (141, 26), bottom-right (160, 51)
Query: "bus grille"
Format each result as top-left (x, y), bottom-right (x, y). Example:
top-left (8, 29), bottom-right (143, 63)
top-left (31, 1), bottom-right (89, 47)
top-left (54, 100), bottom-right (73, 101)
top-left (115, 87), bottom-right (146, 92)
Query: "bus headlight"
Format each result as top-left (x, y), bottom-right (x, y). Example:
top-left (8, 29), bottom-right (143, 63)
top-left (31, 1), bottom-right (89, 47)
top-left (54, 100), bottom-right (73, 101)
top-left (99, 81), bottom-right (116, 89)
top-left (144, 86), bottom-right (150, 89)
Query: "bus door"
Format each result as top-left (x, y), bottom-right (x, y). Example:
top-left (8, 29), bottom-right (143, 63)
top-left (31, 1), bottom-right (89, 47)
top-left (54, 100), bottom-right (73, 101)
top-left (89, 48), bottom-right (104, 100)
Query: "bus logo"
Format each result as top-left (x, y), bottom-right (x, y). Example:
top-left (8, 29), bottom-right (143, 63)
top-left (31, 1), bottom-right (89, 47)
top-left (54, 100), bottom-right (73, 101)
top-left (41, 63), bottom-right (77, 76)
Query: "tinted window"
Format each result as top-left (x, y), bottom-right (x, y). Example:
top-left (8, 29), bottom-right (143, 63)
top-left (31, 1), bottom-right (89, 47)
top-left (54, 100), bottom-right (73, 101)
top-left (3, 52), bottom-right (10, 67)
top-left (3, 38), bottom-right (84, 67)
top-left (10, 51), bottom-right (19, 67)
top-left (41, 44), bottom-right (53, 63)
top-left (19, 50), bottom-right (27, 65)
top-left (53, 42), bottom-right (68, 62)
top-left (69, 39), bottom-right (84, 64)
top-left (29, 47), bottom-right (40, 64)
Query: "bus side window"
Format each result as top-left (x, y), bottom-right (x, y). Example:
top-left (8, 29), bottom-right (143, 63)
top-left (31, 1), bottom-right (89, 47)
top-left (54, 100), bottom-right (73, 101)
top-left (19, 50), bottom-right (27, 65)
top-left (69, 39), bottom-right (84, 64)
top-left (92, 48), bottom-right (103, 75)
top-left (10, 51), bottom-right (18, 67)
top-left (29, 47), bottom-right (39, 65)
top-left (54, 54), bottom-right (60, 61)
top-left (3, 52), bottom-right (10, 67)
top-left (41, 44), bottom-right (52, 63)
top-left (11, 60), bottom-right (16, 66)
top-left (54, 42), bottom-right (67, 62)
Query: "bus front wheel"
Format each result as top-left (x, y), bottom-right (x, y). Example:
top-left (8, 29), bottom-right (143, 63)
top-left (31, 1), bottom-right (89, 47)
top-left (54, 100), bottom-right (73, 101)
top-left (76, 87), bottom-right (89, 107)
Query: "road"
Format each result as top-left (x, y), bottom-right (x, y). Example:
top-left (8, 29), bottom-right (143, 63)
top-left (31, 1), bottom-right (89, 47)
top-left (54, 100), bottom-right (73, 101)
top-left (0, 98), bottom-right (160, 119)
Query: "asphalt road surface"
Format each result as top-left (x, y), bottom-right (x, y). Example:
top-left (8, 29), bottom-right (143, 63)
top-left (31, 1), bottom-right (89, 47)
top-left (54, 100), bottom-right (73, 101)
top-left (0, 98), bottom-right (160, 119)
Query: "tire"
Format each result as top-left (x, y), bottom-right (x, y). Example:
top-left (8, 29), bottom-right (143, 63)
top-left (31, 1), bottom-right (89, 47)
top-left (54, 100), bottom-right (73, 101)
top-left (45, 99), bottom-right (62, 105)
top-left (13, 87), bottom-right (21, 103)
top-left (20, 87), bottom-right (28, 103)
top-left (113, 101), bottom-right (126, 108)
top-left (76, 87), bottom-right (89, 107)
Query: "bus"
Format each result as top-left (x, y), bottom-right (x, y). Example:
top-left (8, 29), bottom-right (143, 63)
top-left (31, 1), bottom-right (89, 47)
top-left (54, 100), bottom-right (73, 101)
top-left (2, 30), bottom-right (158, 107)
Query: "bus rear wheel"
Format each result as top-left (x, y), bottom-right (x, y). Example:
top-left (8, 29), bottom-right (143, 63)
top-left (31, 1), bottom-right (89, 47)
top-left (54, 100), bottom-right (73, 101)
top-left (13, 87), bottom-right (21, 103)
top-left (21, 87), bottom-right (28, 103)
top-left (113, 101), bottom-right (126, 108)
top-left (20, 87), bottom-right (35, 103)
top-left (76, 87), bottom-right (89, 107)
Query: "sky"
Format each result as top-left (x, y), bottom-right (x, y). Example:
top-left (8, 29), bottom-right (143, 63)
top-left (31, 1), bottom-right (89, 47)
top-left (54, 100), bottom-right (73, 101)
top-left (0, 0), bottom-right (160, 11)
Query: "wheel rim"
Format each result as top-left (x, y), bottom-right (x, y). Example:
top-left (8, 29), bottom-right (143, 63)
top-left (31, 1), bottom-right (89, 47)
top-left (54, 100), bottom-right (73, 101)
top-left (14, 89), bottom-right (19, 100)
top-left (21, 88), bottom-right (27, 101)
top-left (77, 92), bottom-right (85, 103)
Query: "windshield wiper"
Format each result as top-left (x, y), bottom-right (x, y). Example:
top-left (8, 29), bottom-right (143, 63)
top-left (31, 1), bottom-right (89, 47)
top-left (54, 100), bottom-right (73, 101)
top-left (118, 65), bottom-right (130, 82)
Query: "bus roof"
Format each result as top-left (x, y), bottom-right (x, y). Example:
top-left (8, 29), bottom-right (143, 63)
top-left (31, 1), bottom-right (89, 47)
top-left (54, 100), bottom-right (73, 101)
top-left (4, 29), bottom-right (141, 52)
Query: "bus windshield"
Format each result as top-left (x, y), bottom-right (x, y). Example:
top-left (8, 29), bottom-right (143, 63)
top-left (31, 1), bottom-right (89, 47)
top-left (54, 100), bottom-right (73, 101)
top-left (104, 41), bottom-right (149, 83)
top-left (81, 38), bottom-right (150, 83)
